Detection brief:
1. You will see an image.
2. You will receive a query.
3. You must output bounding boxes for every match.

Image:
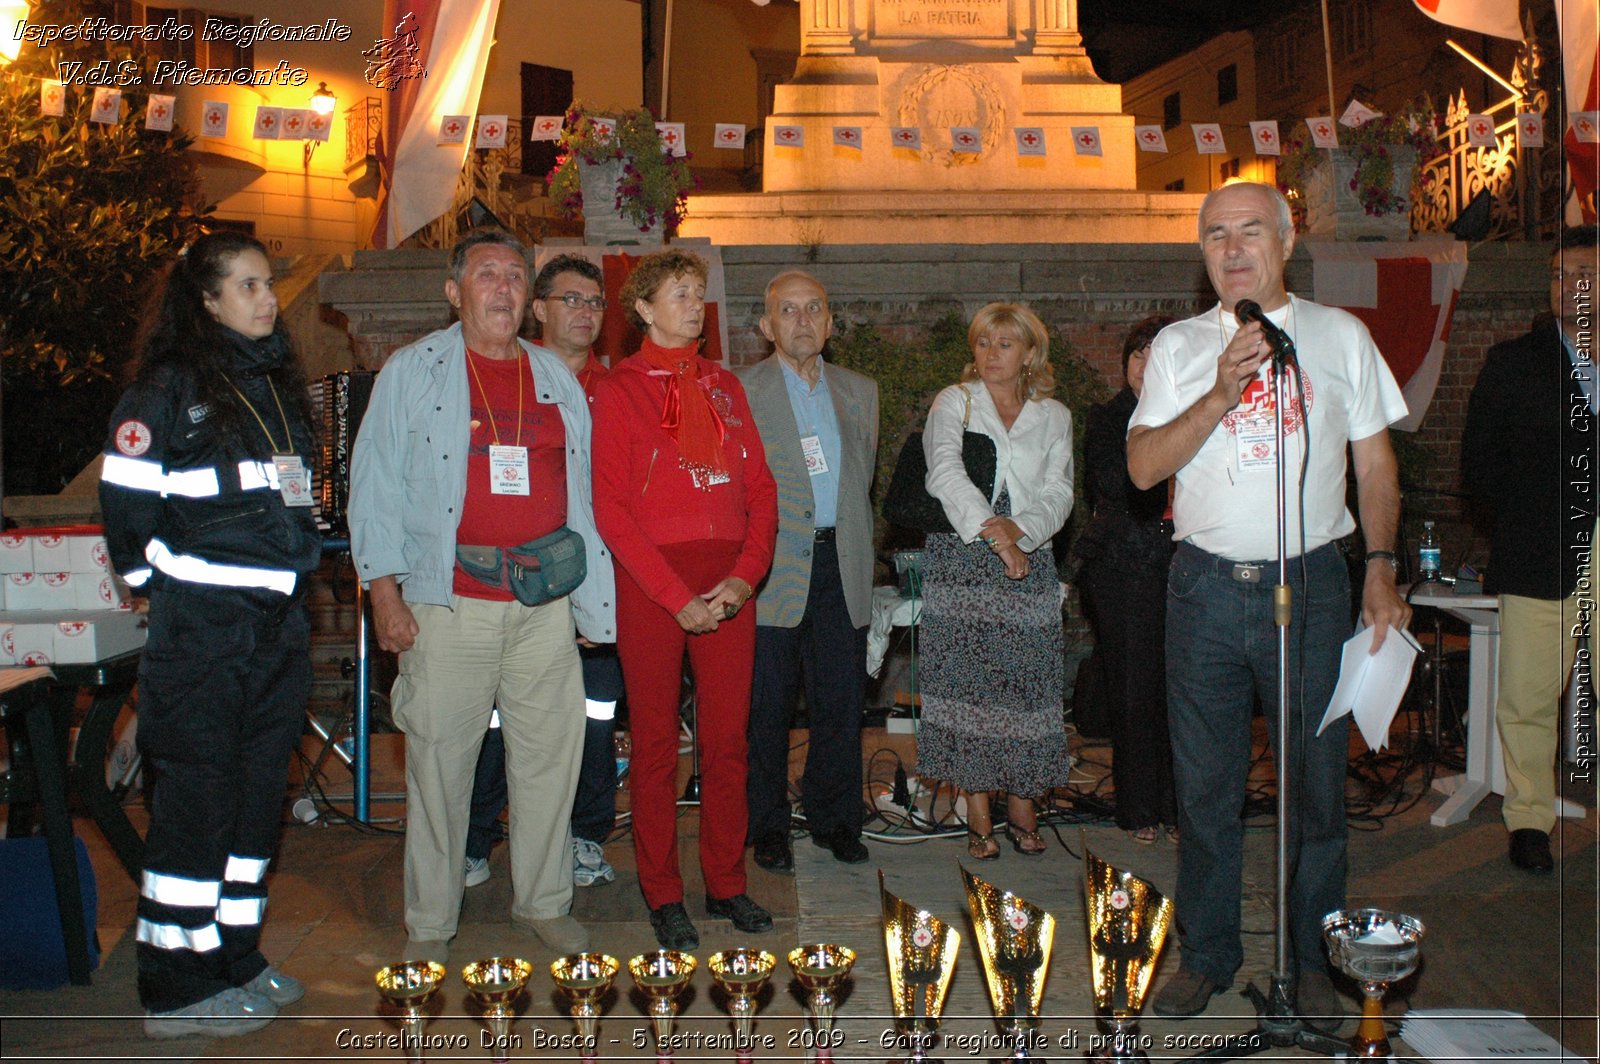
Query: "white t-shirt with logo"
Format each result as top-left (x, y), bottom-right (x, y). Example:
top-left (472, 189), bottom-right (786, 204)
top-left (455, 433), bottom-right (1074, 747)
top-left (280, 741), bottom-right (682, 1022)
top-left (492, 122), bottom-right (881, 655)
top-left (1129, 294), bottom-right (1407, 562)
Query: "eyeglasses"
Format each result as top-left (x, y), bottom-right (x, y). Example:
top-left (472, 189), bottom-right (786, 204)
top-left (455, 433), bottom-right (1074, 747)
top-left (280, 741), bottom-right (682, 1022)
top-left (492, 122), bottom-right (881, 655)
top-left (547, 293), bottom-right (607, 311)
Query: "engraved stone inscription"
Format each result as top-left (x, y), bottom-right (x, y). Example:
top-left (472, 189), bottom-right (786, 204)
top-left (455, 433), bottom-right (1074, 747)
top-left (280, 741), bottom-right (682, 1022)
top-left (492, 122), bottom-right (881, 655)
top-left (872, 0), bottom-right (1011, 40)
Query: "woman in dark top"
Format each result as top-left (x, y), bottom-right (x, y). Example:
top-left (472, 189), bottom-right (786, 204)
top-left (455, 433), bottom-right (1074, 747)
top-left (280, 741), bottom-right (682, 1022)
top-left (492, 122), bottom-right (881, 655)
top-left (1075, 315), bottom-right (1179, 843)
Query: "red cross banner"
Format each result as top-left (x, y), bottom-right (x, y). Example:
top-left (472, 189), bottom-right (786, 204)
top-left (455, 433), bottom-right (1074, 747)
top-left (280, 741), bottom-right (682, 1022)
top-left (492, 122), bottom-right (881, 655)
top-left (891, 126), bottom-right (923, 151)
top-left (1014, 126), bottom-right (1046, 156)
top-left (1069, 127), bottom-right (1101, 157)
top-left (1306, 116), bottom-right (1339, 148)
top-left (772, 124), bottom-right (804, 148)
top-left (475, 115), bottom-right (508, 149)
top-left (1134, 124), bottom-right (1167, 152)
top-left (200, 101), bottom-right (229, 139)
top-left (1515, 111), bottom-right (1544, 148)
top-left (714, 123), bottom-right (747, 149)
top-left (40, 78), bottom-right (65, 117)
top-left (90, 87), bottom-right (122, 125)
top-left (438, 114), bottom-right (469, 145)
top-left (280, 109), bottom-right (309, 138)
top-left (1191, 123), bottom-right (1225, 155)
top-left (145, 94), bottom-right (176, 132)
top-left (655, 122), bottom-right (686, 157)
top-left (1250, 121), bottom-right (1281, 156)
top-left (832, 125), bottom-right (863, 150)
top-left (305, 111), bottom-right (331, 143)
top-left (1465, 113), bottom-right (1496, 148)
top-left (1557, 1), bottom-right (1598, 221)
top-left (1309, 236), bottom-right (1469, 432)
top-left (1339, 99), bottom-right (1382, 127)
top-left (950, 126), bottom-right (981, 153)
top-left (530, 115), bottom-right (563, 142)
top-left (1573, 112), bottom-right (1599, 143)
top-left (252, 106), bottom-right (282, 140)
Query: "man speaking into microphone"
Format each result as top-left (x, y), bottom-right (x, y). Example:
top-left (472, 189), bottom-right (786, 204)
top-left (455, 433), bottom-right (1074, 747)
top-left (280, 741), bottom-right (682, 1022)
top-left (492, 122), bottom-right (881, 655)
top-left (1126, 182), bottom-right (1410, 1024)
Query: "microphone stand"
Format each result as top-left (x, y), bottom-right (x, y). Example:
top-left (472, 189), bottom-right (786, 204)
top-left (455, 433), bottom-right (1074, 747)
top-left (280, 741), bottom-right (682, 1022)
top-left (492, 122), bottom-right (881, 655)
top-left (1182, 324), bottom-right (1347, 1062)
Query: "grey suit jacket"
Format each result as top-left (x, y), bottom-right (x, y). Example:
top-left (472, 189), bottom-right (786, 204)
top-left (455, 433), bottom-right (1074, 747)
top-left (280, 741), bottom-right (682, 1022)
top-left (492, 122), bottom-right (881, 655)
top-left (736, 355), bottom-right (878, 629)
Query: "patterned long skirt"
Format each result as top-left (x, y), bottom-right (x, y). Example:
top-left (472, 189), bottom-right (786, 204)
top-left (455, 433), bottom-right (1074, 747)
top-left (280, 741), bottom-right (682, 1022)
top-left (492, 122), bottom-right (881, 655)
top-left (914, 493), bottom-right (1071, 796)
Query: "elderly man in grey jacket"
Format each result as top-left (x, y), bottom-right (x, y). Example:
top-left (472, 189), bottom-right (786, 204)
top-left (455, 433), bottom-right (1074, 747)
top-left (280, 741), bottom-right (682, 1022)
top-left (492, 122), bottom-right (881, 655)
top-left (350, 229), bottom-right (615, 963)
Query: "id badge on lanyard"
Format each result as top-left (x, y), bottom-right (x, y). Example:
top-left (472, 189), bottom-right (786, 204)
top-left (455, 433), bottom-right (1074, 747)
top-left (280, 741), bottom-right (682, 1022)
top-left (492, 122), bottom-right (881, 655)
top-left (272, 454), bottom-right (314, 506)
top-left (489, 444), bottom-right (530, 495)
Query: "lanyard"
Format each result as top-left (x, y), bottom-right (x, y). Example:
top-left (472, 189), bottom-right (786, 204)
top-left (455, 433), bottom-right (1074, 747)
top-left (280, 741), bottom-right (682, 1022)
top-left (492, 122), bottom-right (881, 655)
top-left (228, 377), bottom-right (295, 455)
top-left (466, 349), bottom-right (525, 447)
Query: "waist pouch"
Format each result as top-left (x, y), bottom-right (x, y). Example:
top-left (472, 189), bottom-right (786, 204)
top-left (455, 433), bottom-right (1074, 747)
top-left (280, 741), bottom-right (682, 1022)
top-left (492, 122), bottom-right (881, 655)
top-left (456, 526), bottom-right (587, 607)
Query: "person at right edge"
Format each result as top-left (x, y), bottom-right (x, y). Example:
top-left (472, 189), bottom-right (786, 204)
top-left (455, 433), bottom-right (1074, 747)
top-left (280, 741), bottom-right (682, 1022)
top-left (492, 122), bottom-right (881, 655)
top-left (1462, 224), bottom-right (1598, 875)
top-left (1127, 182), bottom-right (1410, 1025)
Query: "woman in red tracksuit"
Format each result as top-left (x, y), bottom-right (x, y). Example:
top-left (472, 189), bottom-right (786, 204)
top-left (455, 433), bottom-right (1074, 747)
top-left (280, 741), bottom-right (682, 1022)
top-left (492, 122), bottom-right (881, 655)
top-left (590, 249), bottom-right (777, 951)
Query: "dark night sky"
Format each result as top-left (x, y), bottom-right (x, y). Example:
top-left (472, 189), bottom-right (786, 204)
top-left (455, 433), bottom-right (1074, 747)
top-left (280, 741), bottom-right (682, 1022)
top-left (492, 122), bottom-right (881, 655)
top-left (1078, 0), bottom-right (1281, 83)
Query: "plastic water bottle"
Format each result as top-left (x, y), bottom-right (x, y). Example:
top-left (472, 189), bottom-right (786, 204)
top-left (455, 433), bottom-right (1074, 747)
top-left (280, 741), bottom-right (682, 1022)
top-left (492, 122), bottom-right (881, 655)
top-left (1418, 520), bottom-right (1441, 583)
top-left (614, 730), bottom-right (631, 788)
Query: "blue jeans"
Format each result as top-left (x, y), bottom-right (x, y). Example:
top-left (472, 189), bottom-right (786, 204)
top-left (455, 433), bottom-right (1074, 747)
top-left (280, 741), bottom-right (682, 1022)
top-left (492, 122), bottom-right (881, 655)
top-left (1165, 541), bottom-right (1351, 986)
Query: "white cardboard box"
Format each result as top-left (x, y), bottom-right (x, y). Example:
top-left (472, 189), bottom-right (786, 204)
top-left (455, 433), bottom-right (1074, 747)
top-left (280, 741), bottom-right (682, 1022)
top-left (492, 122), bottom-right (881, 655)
top-left (67, 535), bottom-right (111, 574)
top-left (0, 610), bottom-right (147, 665)
top-left (73, 573), bottom-right (129, 611)
top-left (0, 622), bottom-right (14, 665)
top-left (29, 532), bottom-right (72, 572)
top-left (5, 572), bottom-right (77, 612)
top-left (0, 533), bottom-right (33, 574)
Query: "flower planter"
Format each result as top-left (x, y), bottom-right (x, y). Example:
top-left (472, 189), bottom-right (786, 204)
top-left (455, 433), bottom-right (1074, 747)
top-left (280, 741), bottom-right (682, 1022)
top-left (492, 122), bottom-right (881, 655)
top-left (1302, 146), bottom-right (1416, 241)
top-left (577, 157), bottom-right (663, 246)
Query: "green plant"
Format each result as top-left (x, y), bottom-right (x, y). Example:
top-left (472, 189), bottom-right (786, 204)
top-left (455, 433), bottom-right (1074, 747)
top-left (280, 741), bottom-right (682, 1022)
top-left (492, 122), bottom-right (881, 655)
top-left (546, 104), bottom-right (695, 236)
top-left (1276, 99), bottom-right (1441, 225)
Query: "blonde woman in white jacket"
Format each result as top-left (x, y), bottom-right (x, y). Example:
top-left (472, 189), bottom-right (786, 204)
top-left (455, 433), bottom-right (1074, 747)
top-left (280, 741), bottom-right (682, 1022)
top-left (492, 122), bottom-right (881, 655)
top-left (917, 302), bottom-right (1075, 861)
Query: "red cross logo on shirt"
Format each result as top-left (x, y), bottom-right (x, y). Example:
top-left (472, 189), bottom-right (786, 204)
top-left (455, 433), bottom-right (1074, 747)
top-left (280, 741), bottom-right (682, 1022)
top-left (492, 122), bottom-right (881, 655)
top-left (483, 122), bottom-right (502, 139)
top-left (115, 419), bottom-right (152, 456)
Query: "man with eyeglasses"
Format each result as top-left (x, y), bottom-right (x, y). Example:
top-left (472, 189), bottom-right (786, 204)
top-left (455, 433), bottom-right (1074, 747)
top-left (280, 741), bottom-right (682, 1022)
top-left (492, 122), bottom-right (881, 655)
top-left (1463, 225), bottom-right (1599, 875)
top-left (464, 254), bottom-right (626, 894)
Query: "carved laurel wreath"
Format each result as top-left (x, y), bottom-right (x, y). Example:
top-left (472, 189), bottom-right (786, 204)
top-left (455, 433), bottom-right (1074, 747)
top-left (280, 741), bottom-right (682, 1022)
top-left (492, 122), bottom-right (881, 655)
top-left (896, 64), bottom-right (1007, 166)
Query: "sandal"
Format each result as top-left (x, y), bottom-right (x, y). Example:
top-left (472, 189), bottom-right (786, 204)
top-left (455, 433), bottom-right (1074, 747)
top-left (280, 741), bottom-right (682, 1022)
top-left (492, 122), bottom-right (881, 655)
top-left (1006, 826), bottom-right (1047, 856)
top-left (966, 829), bottom-right (1000, 861)
top-left (1128, 826), bottom-right (1158, 845)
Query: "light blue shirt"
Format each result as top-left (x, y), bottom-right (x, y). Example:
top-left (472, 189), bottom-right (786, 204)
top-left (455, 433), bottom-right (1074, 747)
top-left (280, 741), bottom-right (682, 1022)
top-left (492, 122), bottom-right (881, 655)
top-left (779, 358), bottom-right (841, 529)
top-left (1563, 329), bottom-right (1596, 414)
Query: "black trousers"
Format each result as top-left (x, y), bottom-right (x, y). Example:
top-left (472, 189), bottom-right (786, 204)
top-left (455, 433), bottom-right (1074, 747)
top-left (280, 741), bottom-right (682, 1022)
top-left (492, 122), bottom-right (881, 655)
top-left (135, 585), bottom-right (309, 1012)
top-left (747, 538), bottom-right (867, 840)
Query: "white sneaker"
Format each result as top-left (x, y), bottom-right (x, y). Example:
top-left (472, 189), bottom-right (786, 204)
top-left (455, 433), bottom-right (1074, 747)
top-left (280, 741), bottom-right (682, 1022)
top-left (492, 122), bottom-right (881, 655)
top-left (464, 856), bottom-right (491, 888)
top-left (243, 964), bottom-right (304, 1005)
top-left (144, 987), bottom-right (276, 1039)
top-left (572, 837), bottom-right (615, 887)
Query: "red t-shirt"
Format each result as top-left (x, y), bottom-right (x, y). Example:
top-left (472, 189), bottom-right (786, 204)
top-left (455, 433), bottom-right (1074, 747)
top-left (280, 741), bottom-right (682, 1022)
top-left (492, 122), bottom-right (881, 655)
top-left (453, 349), bottom-right (567, 600)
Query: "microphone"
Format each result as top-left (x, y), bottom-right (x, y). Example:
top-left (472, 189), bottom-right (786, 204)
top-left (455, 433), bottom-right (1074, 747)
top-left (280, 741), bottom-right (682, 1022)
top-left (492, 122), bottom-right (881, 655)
top-left (1235, 299), bottom-right (1297, 368)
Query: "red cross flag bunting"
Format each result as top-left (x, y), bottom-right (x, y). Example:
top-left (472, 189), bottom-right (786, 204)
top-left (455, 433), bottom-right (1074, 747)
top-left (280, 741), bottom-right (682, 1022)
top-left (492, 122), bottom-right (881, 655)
top-left (41, 79), bottom-right (65, 117)
top-left (1071, 126), bottom-right (1103, 157)
top-left (1191, 123), bottom-right (1225, 155)
top-left (280, 109), bottom-right (308, 137)
top-left (1250, 120), bottom-right (1281, 156)
top-left (1574, 112), bottom-right (1599, 143)
top-left (146, 94), bottom-right (176, 132)
top-left (1306, 117), bottom-right (1339, 148)
top-left (591, 119), bottom-right (616, 141)
top-left (1339, 99), bottom-right (1382, 128)
top-left (1015, 126), bottom-right (1047, 156)
top-left (1310, 235), bottom-right (1469, 432)
top-left (714, 123), bottom-right (747, 149)
top-left (438, 114), bottom-right (469, 145)
top-left (773, 124), bottom-right (805, 147)
top-left (201, 101), bottom-right (229, 138)
top-left (655, 122), bottom-right (686, 157)
top-left (891, 126), bottom-right (923, 151)
top-left (90, 87), bottom-right (122, 125)
top-left (475, 115), bottom-right (508, 149)
top-left (253, 106), bottom-right (282, 140)
top-left (1465, 113), bottom-right (1497, 148)
top-left (1134, 124), bottom-right (1167, 152)
top-left (530, 115), bottom-right (563, 142)
top-left (1558, 3), bottom-right (1598, 221)
top-left (305, 111), bottom-right (330, 142)
top-left (1516, 111), bottom-right (1544, 148)
top-left (832, 125), bottom-right (862, 149)
top-left (950, 126), bottom-right (981, 153)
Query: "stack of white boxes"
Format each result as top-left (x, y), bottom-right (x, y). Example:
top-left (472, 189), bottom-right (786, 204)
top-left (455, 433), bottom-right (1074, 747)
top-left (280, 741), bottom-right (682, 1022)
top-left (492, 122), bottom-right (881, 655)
top-left (0, 527), bottom-right (147, 666)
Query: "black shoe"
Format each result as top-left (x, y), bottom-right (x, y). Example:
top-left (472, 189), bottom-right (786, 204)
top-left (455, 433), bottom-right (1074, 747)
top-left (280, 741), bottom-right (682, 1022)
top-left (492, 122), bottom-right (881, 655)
top-left (705, 893), bottom-right (773, 934)
top-left (811, 827), bottom-right (869, 864)
top-left (753, 831), bottom-right (794, 874)
top-left (1509, 828), bottom-right (1554, 873)
top-left (649, 902), bottom-right (700, 950)
top-left (1152, 968), bottom-right (1226, 1018)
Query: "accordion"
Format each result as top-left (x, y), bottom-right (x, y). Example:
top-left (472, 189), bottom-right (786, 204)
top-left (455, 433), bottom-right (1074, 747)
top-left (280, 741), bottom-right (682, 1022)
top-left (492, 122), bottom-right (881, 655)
top-left (309, 371), bottom-right (375, 537)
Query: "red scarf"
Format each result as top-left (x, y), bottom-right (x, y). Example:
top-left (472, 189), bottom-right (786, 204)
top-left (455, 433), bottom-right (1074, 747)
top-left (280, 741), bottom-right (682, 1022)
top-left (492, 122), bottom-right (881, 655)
top-left (639, 336), bottom-right (728, 485)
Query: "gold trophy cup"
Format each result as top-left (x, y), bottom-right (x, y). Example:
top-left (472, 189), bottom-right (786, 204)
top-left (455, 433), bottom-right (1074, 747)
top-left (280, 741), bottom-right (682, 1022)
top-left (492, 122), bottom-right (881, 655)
top-left (1083, 847), bottom-right (1173, 1062)
top-left (709, 948), bottom-right (778, 1062)
top-left (462, 957), bottom-right (532, 1064)
top-left (551, 953), bottom-right (620, 1063)
top-left (375, 960), bottom-right (446, 1063)
top-left (786, 943), bottom-right (857, 1062)
top-left (1322, 908), bottom-right (1425, 1058)
top-left (880, 871), bottom-right (960, 1064)
top-left (962, 867), bottom-right (1054, 1060)
top-left (629, 949), bottom-right (696, 1061)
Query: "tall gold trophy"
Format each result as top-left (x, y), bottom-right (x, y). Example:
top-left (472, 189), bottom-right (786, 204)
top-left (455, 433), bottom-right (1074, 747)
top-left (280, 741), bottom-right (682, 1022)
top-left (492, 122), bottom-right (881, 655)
top-left (962, 867), bottom-right (1054, 1060)
top-left (374, 960), bottom-right (445, 1062)
top-left (709, 948), bottom-right (777, 1063)
top-left (1083, 847), bottom-right (1173, 1062)
top-left (629, 949), bottom-right (696, 1061)
top-left (880, 871), bottom-right (960, 1064)
top-left (551, 953), bottom-right (620, 1063)
top-left (461, 957), bottom-right (532, 1064)
top-left (786, 943), bottom-right (857, 1062)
